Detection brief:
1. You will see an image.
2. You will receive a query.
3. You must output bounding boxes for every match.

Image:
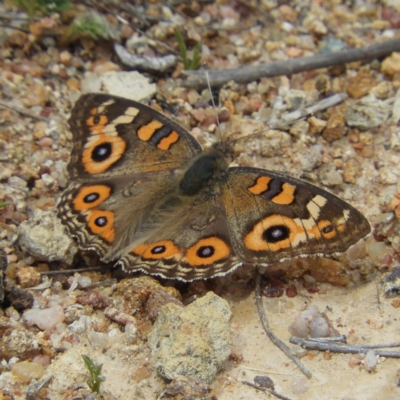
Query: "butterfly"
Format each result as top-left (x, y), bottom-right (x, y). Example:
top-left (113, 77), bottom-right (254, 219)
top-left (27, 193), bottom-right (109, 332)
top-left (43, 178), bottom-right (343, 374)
top-left (57, 93), bottom-right (371, 281)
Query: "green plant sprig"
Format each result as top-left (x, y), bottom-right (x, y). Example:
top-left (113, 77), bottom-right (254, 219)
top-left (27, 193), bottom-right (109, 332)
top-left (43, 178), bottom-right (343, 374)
top-left (175, 30), bottom-right (202, 70)
top-left (13, 0), bottom-right (70, 16)
top-left (82, 355), bottom-right (106, 393)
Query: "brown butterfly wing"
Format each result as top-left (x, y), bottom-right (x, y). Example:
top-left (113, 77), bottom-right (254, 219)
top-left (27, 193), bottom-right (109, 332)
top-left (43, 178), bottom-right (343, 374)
top-left (67, 93), bottom-right (202, 180)
top-left (220, 167), bottom-right (371, 265)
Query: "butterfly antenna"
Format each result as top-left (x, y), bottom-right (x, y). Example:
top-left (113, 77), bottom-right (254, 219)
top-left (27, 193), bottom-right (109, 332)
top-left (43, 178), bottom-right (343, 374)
top-left (228, 128), bottom-right (271, 146)
top-left (205, 69), bottom-right (223, 143)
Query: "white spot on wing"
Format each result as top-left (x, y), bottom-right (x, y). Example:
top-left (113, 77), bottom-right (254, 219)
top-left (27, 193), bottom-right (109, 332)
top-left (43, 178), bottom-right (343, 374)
top-left (295, 218), bottom-right (314, 230)
top-left (291, 232), bottom-right (308, 247)
top-left (111, 114), bottom-right (135, 125)
top-left (337, 209), bottom-right (351, 225)
top-left (307, 201), bottom-right (321, 220)
top-left (125, 107), bottom-right (140, 117)
top-left (102, 124), bottom-right (118, 135)
top-left (98, 100), bottom-right (115, 113)
top-left (313, 195), bottom-right (327, 208)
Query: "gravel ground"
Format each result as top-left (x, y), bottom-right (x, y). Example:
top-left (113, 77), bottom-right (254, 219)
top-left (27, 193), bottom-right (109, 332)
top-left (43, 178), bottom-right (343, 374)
top-left (0, 1), bottom-right (400, 399)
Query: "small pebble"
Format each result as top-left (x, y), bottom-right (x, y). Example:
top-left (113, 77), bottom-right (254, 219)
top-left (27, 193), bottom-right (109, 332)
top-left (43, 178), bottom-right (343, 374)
top-left (24, 305), bottom-right (65, 332)
top-left (364, 350), bottom-right (378, 372)
top-left (125, 323), bottom-right (138, 344)
top-left (292, 377), bottom-right (309, 394)
top-left (16, 267), bottom-right (41, 288)
top-left (8, 176), bottom-right (28, 189)
top-left (11, 361), bottom-right (44, 383)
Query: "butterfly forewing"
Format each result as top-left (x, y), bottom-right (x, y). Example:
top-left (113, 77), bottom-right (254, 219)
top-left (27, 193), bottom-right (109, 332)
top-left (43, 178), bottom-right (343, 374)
top-left (68, 94), bottom-right (202, 180)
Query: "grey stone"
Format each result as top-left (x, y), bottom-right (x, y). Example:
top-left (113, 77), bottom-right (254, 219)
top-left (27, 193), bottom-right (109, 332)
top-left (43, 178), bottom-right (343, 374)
top-left (318, 165), bottom-right (343, 187)
top-left (7, 176), bottom-right (27, 189)
top-left (82, 71), bottom-right (157, 102)
top-left (299, 144), bottom-right (323, 172)
top-left (148, 292), bottom-right (232, 383)
top-left (346, 94), bottom-right (392, 130)
top-left (18, 209), bottom-right (78, 264)
top-left (259, 130), bottom-right (292, 158)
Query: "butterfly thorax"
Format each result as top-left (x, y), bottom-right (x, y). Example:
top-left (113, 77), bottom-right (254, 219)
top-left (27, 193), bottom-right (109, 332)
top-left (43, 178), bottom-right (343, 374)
top-left (179, 151), bottom-right (229, 196)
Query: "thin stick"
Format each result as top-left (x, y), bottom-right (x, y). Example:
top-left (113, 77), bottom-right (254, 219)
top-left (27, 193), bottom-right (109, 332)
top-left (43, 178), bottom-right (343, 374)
top-left (241, 380), bottom-right (294, 400)
top-left (183, 38), bottom-right (400, 88)
top-left (255, 273), bottom-right (312, 378)
top-left (0, 24), bottom-right (31, 33)
top-left (278, 93), bottom-right (348, 126)
top-left (205, 69), bottom-right (223, 143)
top-left (40, 267), bottom-right (103, 275)
top-left (0, 12), bottom-right (41, 20)
top-left (306, 335), bottom-right (347, 343)
top-left (27, 375), bottom-right (53, 400)
top-left (0, 100), bottom-right (49, 121)
top-left (290, 337), bottom-right (400, 358)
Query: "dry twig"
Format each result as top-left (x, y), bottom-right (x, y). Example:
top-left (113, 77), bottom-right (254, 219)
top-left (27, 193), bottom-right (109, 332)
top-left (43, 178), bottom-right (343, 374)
top-left (0, 100), bottom-right (49, 122)
top-left (183, 38), bottom-right (400, 88)
top-left (27, 375), bottom-right (53, 400)
top-left (255, 273), bottom-right (312, 379)
top-left (114, 43), bottom-right (177, 73)
top-left (290, 337), bottom-right (400, 358)
top-left (40, 267), bottom-right (103, 275)
top-left (241, 380), bottom-right (293, 400)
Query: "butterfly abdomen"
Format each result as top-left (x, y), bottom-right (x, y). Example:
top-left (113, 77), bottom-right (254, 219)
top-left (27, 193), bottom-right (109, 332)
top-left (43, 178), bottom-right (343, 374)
top-left (179, 153), bottom-right (228, 196)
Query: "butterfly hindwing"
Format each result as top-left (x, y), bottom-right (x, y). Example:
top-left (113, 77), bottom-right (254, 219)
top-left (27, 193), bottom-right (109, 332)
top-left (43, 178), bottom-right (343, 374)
top-left (117, 192), bottom-right (241, 281)
top-left (220, 167), bottom-right (370, 265)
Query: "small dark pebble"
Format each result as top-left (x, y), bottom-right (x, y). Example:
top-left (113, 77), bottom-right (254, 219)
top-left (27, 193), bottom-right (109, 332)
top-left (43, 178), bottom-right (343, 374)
top-left (218, 108), bottom-right (230, 122)
top-left (382, 7), bottom-right (400, 29)
top-left (202, 115), bottom-right (218, 127)
top-left (194, 99), bottom-right (209, 109)
top-left (286, 285), bottom-right (298, 298)
top-left (77, 290), bottom-right (112, 309)
top-left (163, 376), bottom-right (211, 397)
top-left (262, 285), bottom-right (284, 298)
top-left (39, 165), bottom-right (51, 177)
top-left (254, 375), bottom-right (274, 390)
top-left (261, 278), bottom-right (284, 298)
top-left (383, 265), bottom-right (400, 297)
top-left (6, 286), bottom-right (34, 311)
top-left (385, 266), bottom-right (400, 282)
top-left (51, 274), bottom-right (70, 290)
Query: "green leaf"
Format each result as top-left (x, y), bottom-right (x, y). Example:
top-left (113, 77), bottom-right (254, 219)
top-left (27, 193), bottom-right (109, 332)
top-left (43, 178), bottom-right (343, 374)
top-left (0, 201), bottom-right (11, 209)
top-left (189, 41), bottom-right (202, 70)
top-left (13, 0), bottom-right (70, 16)
top-left (175, 30), bottom-right (189, 68)
top-left (82, 355), bottom-right (105, 393)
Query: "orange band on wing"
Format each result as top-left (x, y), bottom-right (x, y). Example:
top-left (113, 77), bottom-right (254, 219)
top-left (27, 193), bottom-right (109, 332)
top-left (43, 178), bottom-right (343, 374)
top-left (185, 237), bottom-right (230, 266)
top-left (82, 135), bottom-right (126, 174)
top-left (86, 115), bottom-right (108, 127)
top-left (132, 240), bottom-right (180, 260)
top-left (137, 120), bottom-right (163, 141)
top-left (271, 183), bottom-right (296, 205)
top-left (318, 220), bottom-right (336, 239)
top-left (158, 131), bottom-right (179, 150)
top-left (73, 185), bottom-right (111, 211)
top-left (248, 176), bottom-right (272, 195)
top-left (86, 115), bottom-right (109, 134)
top-left (245, 215), bottom-right (305, 252)
top-left (87, 210), bottom-right (115, 242)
